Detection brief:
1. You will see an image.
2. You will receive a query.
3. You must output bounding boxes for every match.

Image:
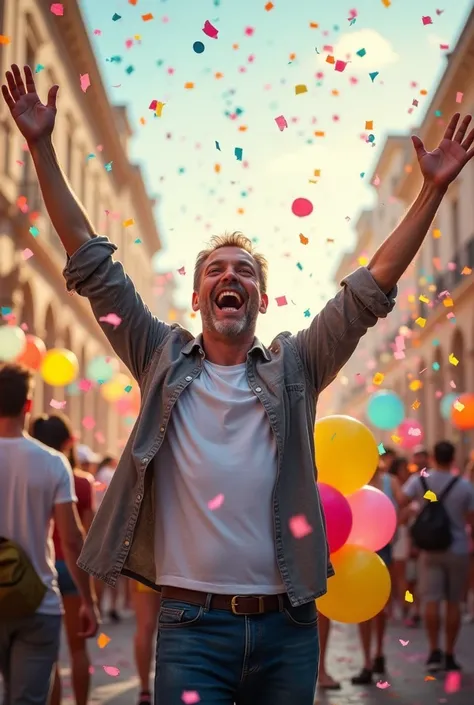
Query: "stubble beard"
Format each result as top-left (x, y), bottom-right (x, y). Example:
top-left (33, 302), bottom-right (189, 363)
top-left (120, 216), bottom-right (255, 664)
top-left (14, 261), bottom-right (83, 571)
top-left (201, 298), bottom-right (259, 338)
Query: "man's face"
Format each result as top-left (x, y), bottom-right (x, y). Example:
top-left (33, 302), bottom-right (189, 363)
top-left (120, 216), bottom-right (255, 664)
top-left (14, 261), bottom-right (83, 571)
top-left (192, 246), bottom-right (268, 338)
top-left (413, 451), bottom-right (429, 469)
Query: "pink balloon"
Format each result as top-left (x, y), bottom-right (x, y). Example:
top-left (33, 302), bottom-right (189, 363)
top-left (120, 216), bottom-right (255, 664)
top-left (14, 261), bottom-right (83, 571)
top-left (319, 483), bottom-right (353, 554)
top-left (291, 197), bottom-right (313, 217)
top-left (397, 418), bottom-right (424, 450)
top-left (347, 485), bottom-right (397, 552)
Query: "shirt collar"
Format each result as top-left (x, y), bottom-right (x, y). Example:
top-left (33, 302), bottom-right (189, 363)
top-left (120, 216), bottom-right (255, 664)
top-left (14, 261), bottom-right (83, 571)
top-left (182, 332), bottom-right (271, 361)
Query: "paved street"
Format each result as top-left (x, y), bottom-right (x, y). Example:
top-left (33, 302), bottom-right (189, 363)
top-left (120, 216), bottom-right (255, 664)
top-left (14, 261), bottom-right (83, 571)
top-left (53, 611), bottom-right (474, 704)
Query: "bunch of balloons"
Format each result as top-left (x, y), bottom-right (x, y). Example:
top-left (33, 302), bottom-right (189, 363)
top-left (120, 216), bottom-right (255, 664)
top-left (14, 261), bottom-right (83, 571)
top-left (314, 415), bottom-right (395, 624)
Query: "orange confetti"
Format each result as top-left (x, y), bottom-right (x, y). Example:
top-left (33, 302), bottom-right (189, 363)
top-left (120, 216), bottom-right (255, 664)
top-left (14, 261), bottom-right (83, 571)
top-left (289, 53), bottom-right (296, 61)
top-left (365, 120), bottom-right (373, 129)
top-left (331, 89), bottom-right (339, 96)
top-left (381, 0), bottom-right (391, 6)
top-left (214, 164), bottom-right (221, 173)
top-left (461, 266), bottom-right (472, 275)
top-left (409, 380), bottom-right (422, 391)
top-left (314, 131), bottom-right (325, 137)
top-left (326, 55), bottom-right (335, 64)
top-left (433, 228), bottom-right (441, 238)
top-left (232, 43), bottom-right (239, 50)
top-left (299, 234), bottom-right (309, 245)
top-left (412, 399), bottom-right (421, 410)
top-left (265, 1), bottom-right (274, 9)
top-left (97, 633), bottom-right (111, 649)
top-left (314, 169), bottom-right (321, 177)
top-left (128, 0), bottom-right (138, 4)
top-left (373, 372), bottom-right (384, 385)
top-left (443, 298), bottom-right (453, 307)
top-left (309, 22), bottom-right (319, 28)
top-left (425, 676), bottom-right (436, 682)
top-left (214, 72), bottom-right (224, 79)
top-left (237, 208), bottom-right (245, 214)
top-left (420, 89), bottom-right (428, 95)
top-left (123, 218), bottom-right (135, 227)
top-left (184, 82), bottom-right (194, 89)
top-left (142, 12), bottom-right (154, 21)
top-left (139, 117), bottom-right (146, 125)
top-left (0, 35), bottom-right (11, 44)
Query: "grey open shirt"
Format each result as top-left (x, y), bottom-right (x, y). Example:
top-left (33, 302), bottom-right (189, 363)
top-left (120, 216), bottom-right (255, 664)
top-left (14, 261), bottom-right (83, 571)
top-left (64, 236), bottom-right (396, 606)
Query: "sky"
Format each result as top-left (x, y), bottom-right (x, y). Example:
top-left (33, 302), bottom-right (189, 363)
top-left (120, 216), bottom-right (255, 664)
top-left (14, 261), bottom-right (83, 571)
top-left (79, 0), bottom-right (472, 341)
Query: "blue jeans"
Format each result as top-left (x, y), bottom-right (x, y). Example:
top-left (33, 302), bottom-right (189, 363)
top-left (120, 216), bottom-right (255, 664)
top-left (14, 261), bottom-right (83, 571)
top-left (155, 596), bottom-right (319, 704)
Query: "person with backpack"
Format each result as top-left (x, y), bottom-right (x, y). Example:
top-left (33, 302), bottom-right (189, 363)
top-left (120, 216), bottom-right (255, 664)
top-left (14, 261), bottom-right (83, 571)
top-left (0, 363), bottom-right (99, 705)
top-left (401, 441), bottom-right (474, 673)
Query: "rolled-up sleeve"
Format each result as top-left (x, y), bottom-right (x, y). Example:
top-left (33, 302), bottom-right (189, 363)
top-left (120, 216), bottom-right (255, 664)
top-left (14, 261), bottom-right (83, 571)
top-left (63, 236), bottom-right (170, 380)
top-left (292, 267), bottom-right (396, 393)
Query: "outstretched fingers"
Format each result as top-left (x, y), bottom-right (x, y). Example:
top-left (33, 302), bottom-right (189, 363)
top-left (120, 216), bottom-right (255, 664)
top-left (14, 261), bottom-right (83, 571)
top-left (461, 126), bottom-right (474, 151)
top-left (1, 84), bottom-right (15, 110)
top-left (11, 64), bottom-right (26, 96)
top-left (24, 65), bottom-right (37, 93)
top-left (453, 114), bottom-right (472, 143)
top-left (442, 113), bottom-right (460, 141)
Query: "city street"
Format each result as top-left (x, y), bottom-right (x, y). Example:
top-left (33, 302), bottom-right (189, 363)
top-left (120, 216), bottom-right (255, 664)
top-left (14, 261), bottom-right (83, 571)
top-left (55, 612), bottom-right (474, 704)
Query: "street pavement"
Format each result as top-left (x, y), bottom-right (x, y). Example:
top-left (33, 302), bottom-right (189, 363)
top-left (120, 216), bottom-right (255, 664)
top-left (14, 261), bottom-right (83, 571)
top-left (53, 610), bottom-right (474, 704)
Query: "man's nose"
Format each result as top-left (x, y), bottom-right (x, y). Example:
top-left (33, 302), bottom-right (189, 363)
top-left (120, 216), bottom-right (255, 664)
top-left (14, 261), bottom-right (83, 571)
top-left (221, 267), bottom-right (238, 282)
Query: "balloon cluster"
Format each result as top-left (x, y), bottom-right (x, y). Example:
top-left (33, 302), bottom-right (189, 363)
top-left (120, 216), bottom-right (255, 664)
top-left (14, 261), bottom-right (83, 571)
top-left (314, 415), bottom-right (395, 624)
top-left (0, 325), bottom-right (140, 419)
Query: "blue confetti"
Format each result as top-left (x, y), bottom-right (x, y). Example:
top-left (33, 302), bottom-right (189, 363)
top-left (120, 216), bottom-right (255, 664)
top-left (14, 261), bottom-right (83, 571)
top-left (193, 41), bottom-right (205, 54)
top-left (215, 141), bottom-right (221, 151)
top-left (234, 147), bottom-right (243, 161)
top-left (105, 161), bottom-right (113, 172)
top-left (112, 13), bottom-right (121, 21)
top-left (369, 71), bottom-right (379, 82)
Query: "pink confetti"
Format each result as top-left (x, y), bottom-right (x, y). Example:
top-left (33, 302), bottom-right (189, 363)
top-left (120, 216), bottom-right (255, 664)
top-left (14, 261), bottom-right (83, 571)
top-left (50, 399), bottom-right (67, 410)
top-left (456, 91), bottom-right (463, 103)
top-left (80, 73), bottom-right (90, 92)
top-left (289, 514), bottom-right (313, 539)
top-left (275, 115), bottom-right (288, 131)
top-left (178, 266), bottom-right (186, 275)
top-left (22, 248), bottom-right (34, 260)
top-left (202, 20), bottom-right (218, 39)
top-left (440, 43), bottom-right (449, 50)
top-left (422, 15), bottom-right (433, 25)
top-left (335, 60), bottom-right (347, 72)
top-left (95, 431), bottom-right (105, 444)
top-left (82, 416), bottom-right (96, 430)
top-left (244, 27), bottom-right (255, 36)
top-left (444, 671), bottom-right (461, 693)
top-left (50, 3), bottom-right (64, 16)
top-left (99, 313), bottom-right (122, 327)
top-left (103, 666), bottom-right (120, 677)
top-left (208, 493), bottom-right (224, 511)
top-left (181, 692), bottom-right (200, 705)
top-left (275, 296), bottom-right (288, 307)
top-left (399, 639), bottom-right (409, 646)
top-left (376, 681), bottom-right (390, 689)
top-left (420, 469), bottom-right (429, 477)
top-left (93, 29), bottom-right (102, 35)
top-left (78, 379), bottom-right (93, 392)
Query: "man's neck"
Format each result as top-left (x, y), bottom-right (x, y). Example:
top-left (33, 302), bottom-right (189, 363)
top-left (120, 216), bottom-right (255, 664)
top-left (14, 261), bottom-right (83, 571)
top-left (201, 330), bottom-right (256, 365)
top-left (0, 418), bottom-right (25, 438)
top-left (434, 465), bottom-right (451, 472)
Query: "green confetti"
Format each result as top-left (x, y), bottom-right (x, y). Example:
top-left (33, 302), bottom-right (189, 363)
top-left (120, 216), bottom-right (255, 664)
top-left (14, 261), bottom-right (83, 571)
top-left (378, 443), bottom-right (386, 455)
top-left (124, 385), bottom-right (133, 393)
top-left (125, 65), bottom-right (135, 75)
top-left (29, 226), bottom-right (39, 238)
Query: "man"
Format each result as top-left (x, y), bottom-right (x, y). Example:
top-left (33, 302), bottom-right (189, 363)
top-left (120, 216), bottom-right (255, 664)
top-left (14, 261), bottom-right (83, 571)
top-left (412, 445), bottom-right (430, 473)
top-left (402, 441), bottom-right (474, 672)
top-left (2, 64), bottom-right (473, 704)
top-left (0, 363), bottom-right (99, 705)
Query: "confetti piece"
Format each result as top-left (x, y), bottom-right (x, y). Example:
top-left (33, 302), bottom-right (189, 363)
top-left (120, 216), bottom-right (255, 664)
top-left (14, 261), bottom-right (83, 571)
top-left (433, 228), bottom-right (441, 238)
top-left (381, 0), bottom-right (391, 6)
top-left (378, 443), bottom-right (386, 455)
top-left (275, 296), bottom-right (287, 307)
top-left (234, 147), bottom-right (243, 161)
top-left (456, 91), bottom-right (463, 104)
top-left (184, 82), bottom-right (194, 89)
top-left (22, 248), bottom-right (34, 260)
top-left (376, 681), bottom-right (390, 689)
top-left (275, 115), bottom-right (288, 131)
top-left (289, 514), bottom-right (313, 539)
top-left (373, 373), bottom-right (384, 385)
top-left (365, 120), bottom-right (373, 130)
top-left (50, 399), bottom-right (67, 409)
top-left (178, 266), bottom-right (186, 275)
top-left (82, 416), bottom-right (96, 430)
top-left (295, 84), bottom-right (307, 95)
top-left (50, 3), bottom-right (64, 16)
top-left (182, 692), bottom-right (200, 705)
top-left (444, 671), bottom-right (461, 693)
top-left (103, 666), bottom-right (120, 677)
top-left (80, 73), bottom-right (90, 92)
top-left (203, 20), bottom-right (218, 38)
top-left (461, 266), bottom-right (471, 275)
top-left (299, 234), bottom-right (309, 245)
top-left (449, 353), bottom-right (459, 366)
top-left (0, 35), bottom-right (11, 44)
top-left (405, 590), bottom-right (414, 603)
top-left (453, 400), bottom-right (464, 412)
top-left (123, 218), bottom-right (135, 227)
top-left (399, 639), bottom-right (409, 646)
top-left (97, 633), bottom-right (111, 649)
top-left (193, 41), bottom-right (205, 54)
top-left (29, 226), bottom-right (39, 238)
top-left (369, 71), bottom-right (379, 82)
top-left (208, 494), bottom-right (224, 510)
top-left (356, 48), bottom-right (366, 57)
top-left (335, 60), bottom-right (347, 72)
top-left (415, 317), bottom-right (426, 328)
top-left (99, 313), bottom-right (122, 327)
top-left (112, 13), bottom-right (121, 22)
top-left (425, 675), bottom-right (436, 681)
top-left (291, 198), bottom-right (313, 217)
top-left (142, 12), bottom-right (153, 21)
top-left (155, 102), bottom-right (165, 117)
top-left (423, 490), bottom-right (437, 502)
top-left (265, 2), bottom-right (274, 10)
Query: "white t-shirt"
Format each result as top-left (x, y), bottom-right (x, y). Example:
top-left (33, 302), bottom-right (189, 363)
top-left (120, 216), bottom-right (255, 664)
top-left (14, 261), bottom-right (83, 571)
top-left (0, 435), bottom-right (77, 615)
top-left (154, 360), bottom-right (284, 594)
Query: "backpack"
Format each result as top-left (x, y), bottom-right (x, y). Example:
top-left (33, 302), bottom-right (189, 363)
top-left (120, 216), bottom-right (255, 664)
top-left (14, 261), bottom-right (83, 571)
top-left (410, 476), bottom-right (459, 552)
top-left (0, 537), bottom-right (47, 619)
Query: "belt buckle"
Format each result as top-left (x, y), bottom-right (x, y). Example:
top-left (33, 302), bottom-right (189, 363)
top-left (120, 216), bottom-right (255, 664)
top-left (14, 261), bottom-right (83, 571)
top-left (231, 595), bottom-right (265, 615)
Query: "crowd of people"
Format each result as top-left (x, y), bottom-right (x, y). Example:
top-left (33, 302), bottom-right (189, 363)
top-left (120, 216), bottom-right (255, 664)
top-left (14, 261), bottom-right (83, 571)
top-left (1, 361), bottom-right (474, 703)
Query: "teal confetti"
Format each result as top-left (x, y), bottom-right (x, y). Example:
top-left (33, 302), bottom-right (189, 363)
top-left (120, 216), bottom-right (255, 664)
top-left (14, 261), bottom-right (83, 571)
top-left (296, 262), bottom-right (303, 271)
top-left (432, 338), bottom-right (440, 346)
top-left (86, 153), bottom-right (95, 161)
top-left (349, 18), bottom-right (356, 26)
top-left (125, 66), bottom-right (135, 75)
top-left (356, 48), bottom-right (366, 57)
top-left (304, 309), bottom-right (311, 318)
top-left (378, 443), bottom-right (386, 455)
top-left (432, 361), bottom-right (440, 371)
top-left (105, 161), bottom-right (113, 171)
top-left (112, 13), bottom-right (121, 21)
top-left (234, 147), bottom-right (243, 161)
top-left (360, 172), bottom-right (365, 178)
top-left (108, 55), bottom-right (122, 63)
top-left (435, 109), bottom-right (442, 117)
top-left (156, 60), bottom-right (164, 66)
top-left (178, 167), bottom-right (185, 174)
top-left (368, 134), bottom-right (375, 143)
top-left (29, 226), bottom-right (39, 238)
top-left (35, 64), bottom-right (44, 73)
top-left (1, 307), bottom-right (12, 316)
top-left (215, 141), bottom-right (221, 151)
top-left (134, 238), bottom-right (142, 244)
top-left (124, 385), bottom-right (133, 393)
top-left (369, 71), bottom-right (379, 82)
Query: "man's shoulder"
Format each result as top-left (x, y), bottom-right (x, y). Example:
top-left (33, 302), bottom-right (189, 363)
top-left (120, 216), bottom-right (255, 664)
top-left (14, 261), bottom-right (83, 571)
top-left (20, 435), bottom-right (70, 472)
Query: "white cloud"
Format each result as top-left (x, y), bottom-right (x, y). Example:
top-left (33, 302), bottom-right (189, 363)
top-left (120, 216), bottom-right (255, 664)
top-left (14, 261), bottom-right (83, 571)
top-left (318, 29), bottom-right (399, 72)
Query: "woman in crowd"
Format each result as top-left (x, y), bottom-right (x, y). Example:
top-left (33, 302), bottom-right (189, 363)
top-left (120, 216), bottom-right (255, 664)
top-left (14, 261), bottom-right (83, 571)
top-left (31, 413), bottom-right (95, 705)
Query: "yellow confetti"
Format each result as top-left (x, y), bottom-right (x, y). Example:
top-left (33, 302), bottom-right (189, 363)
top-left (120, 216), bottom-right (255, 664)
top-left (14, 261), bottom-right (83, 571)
top-left (372, 372), bottom-right (384, 385)
top-left (412, 399), bottom-right (421, 410)
top-left (419, 295), bottom-right (429, 303)
top-left (461, 266), bottom-right (472, 275)
top-left (453, 400), bottom-right (464, 412)
top-left (433, 228), bottom-right (441, 238)
top-left (314, 169), bottom-right (321, 177)
top-left (97, 633), bottom-right (111, 649)
top-left (409, 380), bottom-right (422, 391)
top-left (295, 84), bottom-right (308, 95)
top-left (155, 101), bottom-right (165, 117)
top-left (449, 353), bottom-right (459, 366)
top-left (365, 120), bottom-right (373, 130)
top-left (405, 590), bottom-right (414, 603)
top-left (299, 234), bottom-right (309, 245)
top-left (358, 256), bottom-right (369, 266)
top-left (390, 435), bottom-right (402, 444)
top-left (415, 317), bottom-right (426, 328)
top-left (423, 490), bottom-right (437, 502)
top-left (443, 298), bottom-right (453, 308)
top-left (123, 218), bottom-right (135, 228)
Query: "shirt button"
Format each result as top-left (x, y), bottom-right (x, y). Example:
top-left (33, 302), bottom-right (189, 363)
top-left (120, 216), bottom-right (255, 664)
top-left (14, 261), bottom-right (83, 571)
top-left (142, 457), bottom-right (149, 464)
top-left (124, 540), bottom-right (130, 547)
top-left (136, 494), bottom-right (142, 501)
top-left (185, 375), bottom-right (192, 382)
top-left (255, 387), bottom-right (262, 393)
top-left (160, 426), bottom-right (165, 433)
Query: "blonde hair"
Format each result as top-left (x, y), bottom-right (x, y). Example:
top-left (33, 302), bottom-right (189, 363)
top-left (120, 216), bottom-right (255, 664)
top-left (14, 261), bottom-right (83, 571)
top-left (193, 231), bottom-right (268, 293)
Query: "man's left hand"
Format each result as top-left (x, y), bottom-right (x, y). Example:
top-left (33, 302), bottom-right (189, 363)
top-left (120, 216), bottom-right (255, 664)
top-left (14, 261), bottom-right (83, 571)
top-left (412, 113), bottom-right (474, 188)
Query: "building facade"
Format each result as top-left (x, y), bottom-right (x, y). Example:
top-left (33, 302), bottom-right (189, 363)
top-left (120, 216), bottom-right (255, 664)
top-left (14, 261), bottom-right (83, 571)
top-left (0, 0), bottom-right (166, 454)
top-left (328, 7), bottom-right (474, 462)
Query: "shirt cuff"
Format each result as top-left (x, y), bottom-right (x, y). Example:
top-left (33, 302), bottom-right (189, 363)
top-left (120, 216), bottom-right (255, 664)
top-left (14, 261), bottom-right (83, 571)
top-left (341, 267), bottom-right (397, 318)
top-left (63, 236), bottom-right (117, 293)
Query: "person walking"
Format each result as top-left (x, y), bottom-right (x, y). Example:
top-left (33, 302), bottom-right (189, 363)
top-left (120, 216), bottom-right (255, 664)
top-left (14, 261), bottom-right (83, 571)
top-left (402, 441), bottom-right (474, 672)
top-left (3, 63), bottom-right (473, 704)
top-left (0, 364), bottom-right (99, 705)
top-left (30, 413), bottom-right (96, 705)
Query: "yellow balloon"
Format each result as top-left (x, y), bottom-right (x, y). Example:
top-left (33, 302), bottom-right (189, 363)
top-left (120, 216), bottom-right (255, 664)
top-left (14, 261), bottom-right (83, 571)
top-left (317, 545), bottom-right (391, 623)
top-left (41, 348), bottom-right (79, 387)
top-left (315, 415), bottom-right (378, 495)
top-left (100, 373), bottom-right (131, 403)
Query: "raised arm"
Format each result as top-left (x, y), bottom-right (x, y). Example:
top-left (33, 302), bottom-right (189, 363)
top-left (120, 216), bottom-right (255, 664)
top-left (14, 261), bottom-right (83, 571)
top-left (2, 64), bottom-right (169, 379)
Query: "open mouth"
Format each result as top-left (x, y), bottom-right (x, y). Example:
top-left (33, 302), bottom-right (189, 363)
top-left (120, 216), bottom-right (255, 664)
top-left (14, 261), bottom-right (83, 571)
top-left (214, 289), bottom-right (245, 312)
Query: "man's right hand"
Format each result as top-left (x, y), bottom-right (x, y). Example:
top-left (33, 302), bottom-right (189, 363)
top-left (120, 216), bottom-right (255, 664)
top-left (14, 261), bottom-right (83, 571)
top-left (78, 600), bottom-right (101, 638)
top-left (1, 64), bottom-right (58, 143)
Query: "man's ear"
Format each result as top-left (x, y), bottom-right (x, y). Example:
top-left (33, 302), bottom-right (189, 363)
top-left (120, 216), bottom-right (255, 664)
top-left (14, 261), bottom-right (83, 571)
top-left (192, 291), bottom-right (200, 312)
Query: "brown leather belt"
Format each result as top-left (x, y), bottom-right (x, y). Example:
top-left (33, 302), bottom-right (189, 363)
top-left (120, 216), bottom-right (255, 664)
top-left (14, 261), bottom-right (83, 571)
top-left (161, 586), bottom-right (286, 615)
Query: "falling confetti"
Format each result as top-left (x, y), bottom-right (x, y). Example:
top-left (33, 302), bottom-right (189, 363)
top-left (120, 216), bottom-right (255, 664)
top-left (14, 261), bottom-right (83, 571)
top-left (289, 515), bottom-right (313, 538)
top-left (97, 633), bottom-right (111, 649)
top-left (291, 198), bottom-right (313, 217)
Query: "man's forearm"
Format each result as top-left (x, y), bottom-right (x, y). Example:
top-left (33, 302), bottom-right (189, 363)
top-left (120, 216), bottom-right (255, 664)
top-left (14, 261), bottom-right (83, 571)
top-left (368, 180), bottom-right (447, 293)
top-left (29, 136), bottom-right (95, 255)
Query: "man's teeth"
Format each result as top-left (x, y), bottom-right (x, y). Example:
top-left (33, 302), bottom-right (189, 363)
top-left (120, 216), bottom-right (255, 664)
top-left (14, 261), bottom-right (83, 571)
top-left (216, 290), bottom-right (243, 307)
